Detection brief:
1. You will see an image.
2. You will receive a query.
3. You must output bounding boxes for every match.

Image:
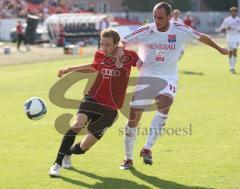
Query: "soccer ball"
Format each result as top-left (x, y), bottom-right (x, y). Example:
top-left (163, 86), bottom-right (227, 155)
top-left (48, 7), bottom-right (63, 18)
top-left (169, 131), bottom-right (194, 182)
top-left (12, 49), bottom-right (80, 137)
top-left (24, 97), bottom-right (47, 120)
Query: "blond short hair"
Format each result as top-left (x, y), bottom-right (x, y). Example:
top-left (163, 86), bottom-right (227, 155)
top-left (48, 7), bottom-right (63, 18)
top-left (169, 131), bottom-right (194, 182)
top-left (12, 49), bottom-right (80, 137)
top-left (230, 7), bottom-right (238, 12)
top-left (173, 9), bottom-right (180, 14)
top-left (100, 28), bottom-right (120, 45)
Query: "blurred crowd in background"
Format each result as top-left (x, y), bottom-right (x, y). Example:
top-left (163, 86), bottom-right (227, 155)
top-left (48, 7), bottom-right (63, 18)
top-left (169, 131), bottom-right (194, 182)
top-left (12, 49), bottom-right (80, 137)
top-left (0, 0), bottom-right (235, 48)
top-left (0, 0), bottom-right (86, 21)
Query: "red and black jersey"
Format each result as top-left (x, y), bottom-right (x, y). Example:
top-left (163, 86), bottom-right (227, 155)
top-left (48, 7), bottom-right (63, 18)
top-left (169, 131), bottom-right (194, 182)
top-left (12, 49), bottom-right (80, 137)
top-left (88, 50), bottom-right (139, 110)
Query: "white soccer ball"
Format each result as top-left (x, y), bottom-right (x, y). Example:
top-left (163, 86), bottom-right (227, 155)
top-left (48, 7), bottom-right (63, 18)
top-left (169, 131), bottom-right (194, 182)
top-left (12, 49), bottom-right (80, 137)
top-left (24, 97), bottom-right (47, 120)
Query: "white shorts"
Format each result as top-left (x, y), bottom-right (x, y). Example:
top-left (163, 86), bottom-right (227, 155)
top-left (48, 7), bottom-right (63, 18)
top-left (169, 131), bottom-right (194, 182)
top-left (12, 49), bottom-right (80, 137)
top-left (227, 41), bottom-right (239, 50)
top-left (130, 76), bottom-right (178, 109)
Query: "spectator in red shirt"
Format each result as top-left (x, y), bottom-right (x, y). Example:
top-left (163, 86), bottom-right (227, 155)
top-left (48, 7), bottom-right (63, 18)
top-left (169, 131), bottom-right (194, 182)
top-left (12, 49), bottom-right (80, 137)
top-left (16, 20), bottom-right (30, 51)
top-left (183, 11), bottom-right (195, 28)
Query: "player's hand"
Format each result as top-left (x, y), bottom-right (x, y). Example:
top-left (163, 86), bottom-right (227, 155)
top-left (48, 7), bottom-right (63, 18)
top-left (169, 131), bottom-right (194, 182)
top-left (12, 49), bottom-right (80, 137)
top-left (115, 56), bottom-right (123, 68)
top-left (115, 46), bottom-right (125, 57)
top-left (114, 46), bottom-right (125, 68)
top-left (218, 47), bottom-right (229, 55)
top-left (58, 68), bottom-right (69, 78)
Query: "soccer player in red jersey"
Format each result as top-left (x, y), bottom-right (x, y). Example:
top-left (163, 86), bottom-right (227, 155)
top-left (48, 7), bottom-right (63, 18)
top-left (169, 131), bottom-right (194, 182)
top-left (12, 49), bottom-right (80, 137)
top-left (49, 28), bottom-right (140, 177)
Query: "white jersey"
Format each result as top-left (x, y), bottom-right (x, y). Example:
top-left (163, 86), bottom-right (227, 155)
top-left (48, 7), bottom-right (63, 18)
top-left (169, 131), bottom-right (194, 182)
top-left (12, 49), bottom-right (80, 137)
top-left (170, 17), bottom-right (184, 25)
top-left (122, 22), bottom-right (202, 78)
top-left (220, 16), bottom-right (240, 42)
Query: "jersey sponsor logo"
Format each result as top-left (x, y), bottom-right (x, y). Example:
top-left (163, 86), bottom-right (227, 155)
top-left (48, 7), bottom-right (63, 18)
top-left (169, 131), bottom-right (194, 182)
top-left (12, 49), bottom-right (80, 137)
top-left (146, 43), bottom-right (176, 50)
top-left (101, 68), bottom-right (120, 77)
top-left (168, 35), bottom-right (176, 43)
top-left (155, 50), bottom-right (165, 61)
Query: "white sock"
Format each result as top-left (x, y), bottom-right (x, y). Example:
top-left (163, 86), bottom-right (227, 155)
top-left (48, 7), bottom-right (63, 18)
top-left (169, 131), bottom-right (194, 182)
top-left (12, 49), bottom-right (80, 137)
top-left (144, 112), bottom-right (168, 150)
top-left (124, 125), bottom-right (137, 160)
top-left (229, 57), bottom-right (234, 69)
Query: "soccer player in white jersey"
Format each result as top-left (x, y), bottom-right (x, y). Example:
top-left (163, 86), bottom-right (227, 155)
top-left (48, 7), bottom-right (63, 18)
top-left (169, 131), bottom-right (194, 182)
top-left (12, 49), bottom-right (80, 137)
top-left (220, 7), bottom-right (240, 74)
top-left (170, 9), bottom-right (185, 59)
top-left (119, 2), bottom-right (228, 169)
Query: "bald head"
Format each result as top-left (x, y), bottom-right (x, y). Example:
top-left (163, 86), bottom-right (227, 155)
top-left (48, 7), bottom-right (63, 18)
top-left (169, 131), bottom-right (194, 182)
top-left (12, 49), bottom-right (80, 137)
top-left (153, 2), bottom-right (172, 16)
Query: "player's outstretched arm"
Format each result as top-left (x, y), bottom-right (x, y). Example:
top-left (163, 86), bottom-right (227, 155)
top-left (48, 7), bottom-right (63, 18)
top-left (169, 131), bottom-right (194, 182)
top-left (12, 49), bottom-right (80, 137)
top-left (58, 64), bottom-right (96, 78)
top-left (199, 34), bottom-right (229, 55)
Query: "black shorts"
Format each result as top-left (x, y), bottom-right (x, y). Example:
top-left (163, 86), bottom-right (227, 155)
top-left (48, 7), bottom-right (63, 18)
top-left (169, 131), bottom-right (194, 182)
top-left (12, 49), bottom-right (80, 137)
top-left (78, 96), bottom-right (118, 139)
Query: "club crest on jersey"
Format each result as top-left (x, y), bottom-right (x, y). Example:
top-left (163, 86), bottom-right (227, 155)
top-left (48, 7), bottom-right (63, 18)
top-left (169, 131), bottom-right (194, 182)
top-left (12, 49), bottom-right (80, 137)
top-left (168, 35), bottom-right (176, 43)
top-left (103, 57), bottom-right (116, 65)
top-left (120, 54), bottom-right (132, 64)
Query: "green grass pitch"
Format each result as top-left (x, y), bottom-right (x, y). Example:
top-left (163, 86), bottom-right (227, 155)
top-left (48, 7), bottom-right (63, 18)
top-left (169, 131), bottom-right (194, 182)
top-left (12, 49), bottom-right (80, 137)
top-left (0, 42), bottom-right (239, 189)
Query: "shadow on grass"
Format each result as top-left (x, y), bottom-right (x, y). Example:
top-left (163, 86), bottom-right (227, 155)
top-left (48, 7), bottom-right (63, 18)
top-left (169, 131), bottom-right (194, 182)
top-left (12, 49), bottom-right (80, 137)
top-left (130, 167), bottom-right (214, 189)
top-left (180, 71), bottom-right (205, 76)
top-left (60, 167), bottom-right (214, 189)
top-left (233, 72), bottom-right (240, 75)
top-left (60, 167), bottom-right (150, 189)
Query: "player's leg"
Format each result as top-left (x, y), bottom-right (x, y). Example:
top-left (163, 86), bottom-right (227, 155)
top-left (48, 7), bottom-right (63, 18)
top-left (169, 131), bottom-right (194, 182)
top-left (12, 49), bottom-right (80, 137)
top-left (145, 94), bottom-right (173, 148)
top-left (141, 79), bottom-right (177, 165)
top-left (61, 113), bottom-right (89, 168)
top-left (17, 34), bottom-right (22, 50)
top-left (66, 104), bottom-right (118, 158)
top-left (229, 50), bottom-right (235, 73)
top-left (68, 96), bottom-right (118, 154)
top-left (67, 132), bottom-right (98, 156)
top-left (63, 125), bottom-right (110, 172)
top-left (120, 108), bottom-right (143, 169)
top-left (121, 76), bottom-right (166, 169)
top-left (49, 113), bottom-right (88, 177)
top-left (140, 94), bottom-right (173, 165)
top-left (50, 95), bottom-right (103, 176)
top-left (54, 113), bottom-right (87, 165)
top-left (227, 42), bottom-right (236, 73)
top-left (232, 48), bottom-right (237, 73)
